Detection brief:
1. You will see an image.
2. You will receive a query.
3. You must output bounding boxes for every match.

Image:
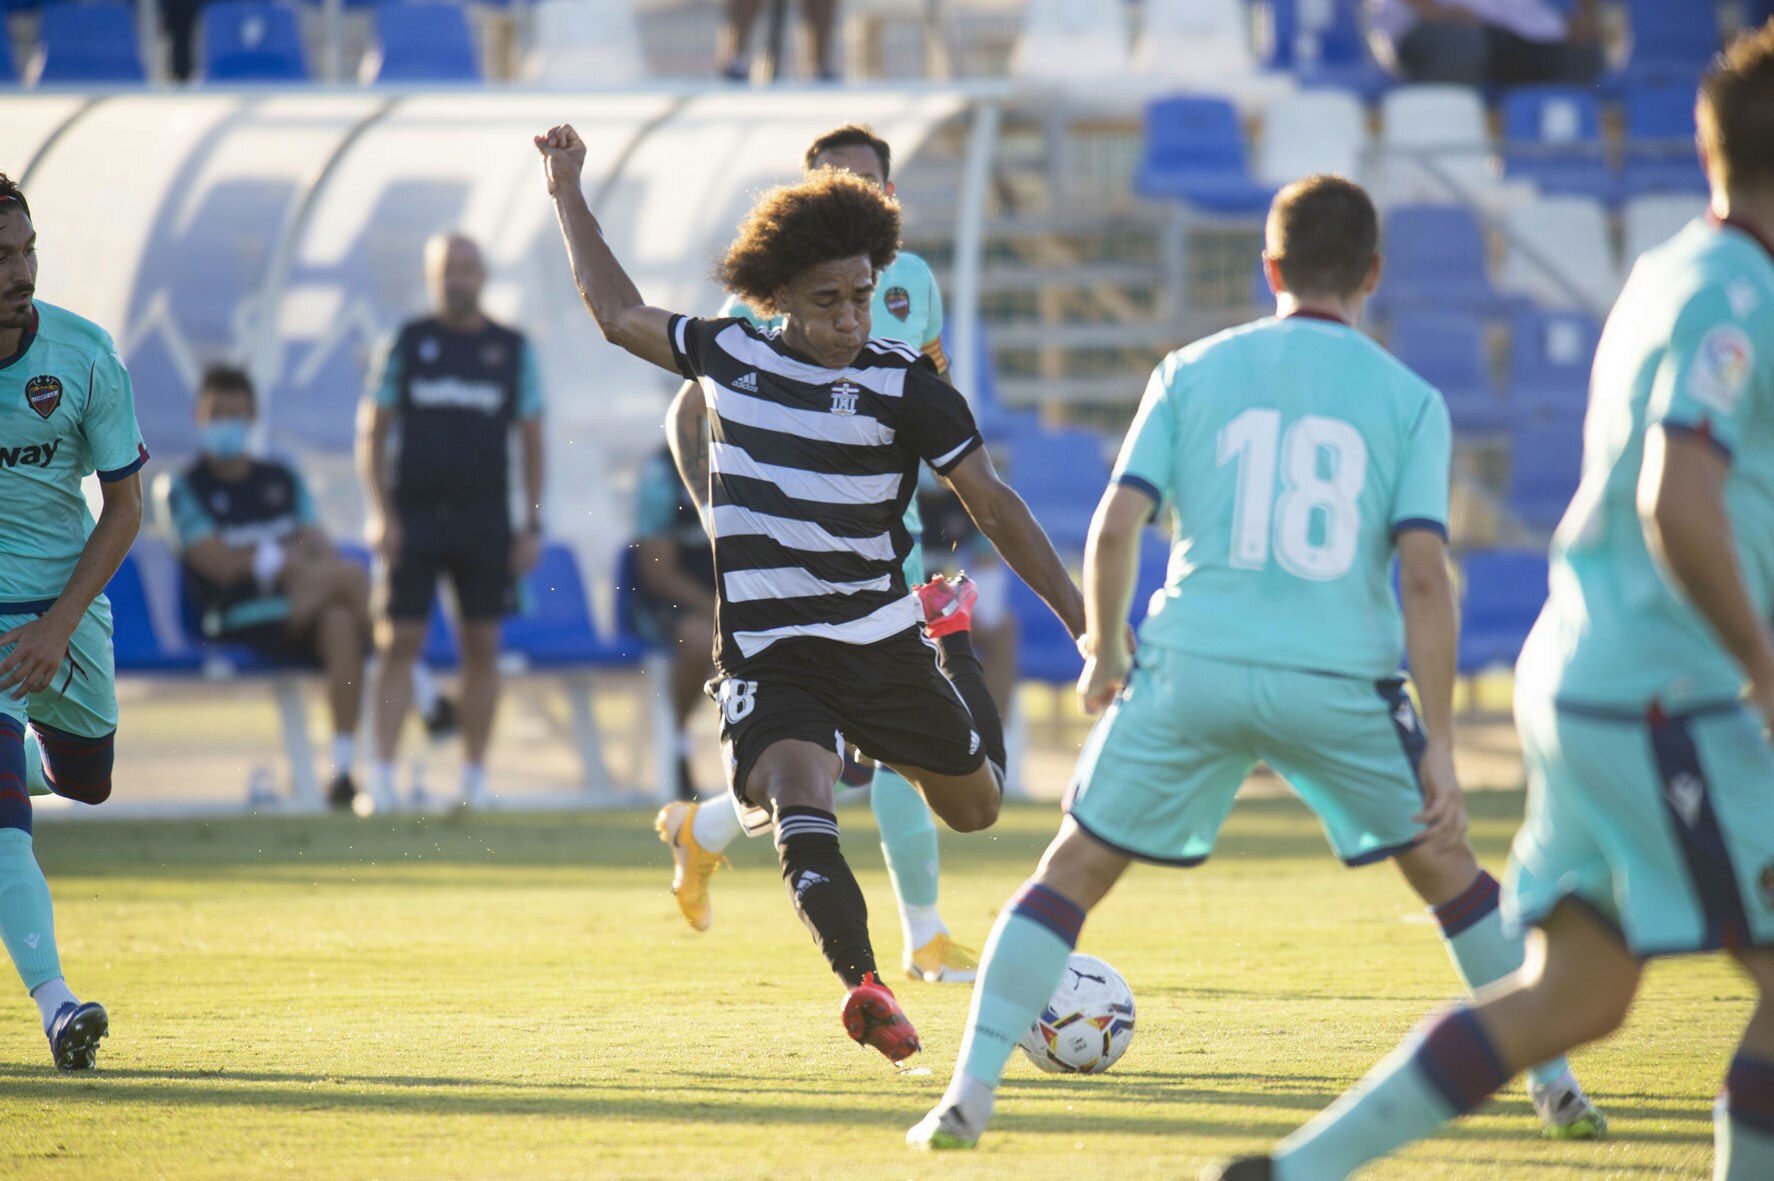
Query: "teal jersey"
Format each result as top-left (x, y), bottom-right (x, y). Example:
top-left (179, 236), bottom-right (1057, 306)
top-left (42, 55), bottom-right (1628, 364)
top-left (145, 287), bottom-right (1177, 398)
top-left (719, 250), bottom-right (947, 537)
top-left (1114, 313), bottom-right (1451, 679)
top-left (0, 301), bottom-right (148, 608)
top-left (1520, 218), bottom-right (1774, 710)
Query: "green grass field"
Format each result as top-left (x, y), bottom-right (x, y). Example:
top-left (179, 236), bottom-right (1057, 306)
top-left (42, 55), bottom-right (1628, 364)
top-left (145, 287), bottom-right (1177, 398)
top-left (0, 793), bottom-right (1749, 1179)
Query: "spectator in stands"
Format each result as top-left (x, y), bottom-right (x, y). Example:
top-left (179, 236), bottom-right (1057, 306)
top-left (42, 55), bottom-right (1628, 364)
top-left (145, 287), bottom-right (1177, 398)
top-left (164, 365), bottom-right (371, 810)
top-left (160, 0), bottom-right (201, 81)
top-left (1369, 0), bottom-right (1604, 86)
top-left (357, 233), bottom-right (545, 813)
top-left (718, 0), bottom-right (839, 81)
top-left (628, 445), bottom-right (716, 802)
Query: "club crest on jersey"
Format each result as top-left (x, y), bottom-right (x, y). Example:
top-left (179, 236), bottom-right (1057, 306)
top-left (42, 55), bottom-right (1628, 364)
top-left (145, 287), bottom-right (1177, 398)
top-left (829, 381), bottom-right (860, 416)
top-left (24, 375), bottom-right (61, 419)
top-left (418, 337), bottom-right (441, 364)
top-left (884, 287), bottom-right (911, 321)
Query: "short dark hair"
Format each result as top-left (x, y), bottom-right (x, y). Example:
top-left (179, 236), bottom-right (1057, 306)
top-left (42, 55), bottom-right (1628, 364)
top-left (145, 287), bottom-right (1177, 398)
top-left (198, 363), bottom-right (256, 410)
top-left (0, 172), bottom-right (29, 222)
top-left (803, 124), bottom-right (891, 183)
top-left (1264, 174), bottom-right (1379, 299)
top-left (1698, 20), bottom-right (1774, 193)
top-left (715, 170), bottom-right (900, 316)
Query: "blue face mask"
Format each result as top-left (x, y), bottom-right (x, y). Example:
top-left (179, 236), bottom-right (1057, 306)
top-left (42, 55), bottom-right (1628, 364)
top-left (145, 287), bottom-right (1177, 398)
top-left (200, 419), bottom-right (251, 461)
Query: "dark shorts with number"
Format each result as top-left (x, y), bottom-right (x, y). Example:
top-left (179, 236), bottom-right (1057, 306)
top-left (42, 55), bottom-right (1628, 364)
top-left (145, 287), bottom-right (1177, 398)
top-left (709, 625), bottom-right (985, 833)
top-left (386, 502), bottom-right (515, 623)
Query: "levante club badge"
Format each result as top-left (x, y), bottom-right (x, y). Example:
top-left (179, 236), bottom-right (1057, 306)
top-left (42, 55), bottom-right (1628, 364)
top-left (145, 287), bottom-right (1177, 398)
top-left (884, 287), bottom-right (911, 321)
top-left (25, 374), bottom-right (62, 419)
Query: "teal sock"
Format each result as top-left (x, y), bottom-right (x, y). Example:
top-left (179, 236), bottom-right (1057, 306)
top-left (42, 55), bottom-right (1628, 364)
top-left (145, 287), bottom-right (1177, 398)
top-left (1718, 1054), bottom-right (1774, 1181)
top-left (0, 828), bottom-right (63, 993)
top-left (23, 731), bottom-right (49, 797)
top-left (872, 765), bottom-right (941, 936)
top-left (1275, 1008), bottom-right (1511, 1181)
top-left (955, 882), bottom-right (1084, 1088)
top-left (1431, 871), bottom-right (1569, 1088)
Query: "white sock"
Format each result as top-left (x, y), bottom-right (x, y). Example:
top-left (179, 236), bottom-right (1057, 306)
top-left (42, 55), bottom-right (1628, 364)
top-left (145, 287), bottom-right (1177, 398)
top-left (461, 763), bottom-right (487, 798)
top-left (31, 977), bottom-right (77, 1033)
top-left (901, 903), bottom-right (947, 955)
top-left (691, 793), bottom-right (744, 852)
top-left (330, 734), bottom-right (356, 779)
top-left (941, 1071), bottom-right (997, 1128)
top-left (373, 760), bottom-right (398, 798)
top-left (411, 664), bottom-right (441, 715)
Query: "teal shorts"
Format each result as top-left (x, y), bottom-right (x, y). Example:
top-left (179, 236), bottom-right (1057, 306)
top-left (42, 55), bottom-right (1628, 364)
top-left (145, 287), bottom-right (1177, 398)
top-left (1066, 648), bottom-right (1427, 867)
top-left (0, 596), bottom-right (119, 738)
top-left (1508, 692), bottom-right (1774, 958)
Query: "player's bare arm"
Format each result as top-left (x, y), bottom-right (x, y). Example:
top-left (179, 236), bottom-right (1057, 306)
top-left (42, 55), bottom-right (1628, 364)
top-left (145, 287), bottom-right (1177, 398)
top-left (1077, 483), bottom-right (1151, 715)
top-left (513, 414), bottom-right (546, 575)
top-left (1640, 425), bottom-right (1774, 724)
top-left (1396, 528), bottom-right (1466, 847)
top-left (535, 124), bottom-right (678, 374)
top-left (0, 472), bottom-right (141, 699)
top-left (665, 379), bottom-right (711, 523)
top-left (941, 446), bottom-right (1085, 639)
top-left (355, 398), bottom-right (400, 564)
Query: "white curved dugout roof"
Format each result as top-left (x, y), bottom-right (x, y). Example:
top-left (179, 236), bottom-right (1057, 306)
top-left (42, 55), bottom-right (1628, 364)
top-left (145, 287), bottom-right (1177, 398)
top-left (0, 89), bottom-right (982, 565)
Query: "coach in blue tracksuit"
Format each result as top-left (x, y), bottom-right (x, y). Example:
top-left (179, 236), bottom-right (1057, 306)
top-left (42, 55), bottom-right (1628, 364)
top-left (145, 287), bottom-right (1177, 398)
top-left (357, 232), bottom-right (545, 813)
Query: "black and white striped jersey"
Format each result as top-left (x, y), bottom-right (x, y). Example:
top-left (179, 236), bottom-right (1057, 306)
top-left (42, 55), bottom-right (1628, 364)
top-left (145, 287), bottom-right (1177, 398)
top-left (668, 314), bottom-right (983, 672)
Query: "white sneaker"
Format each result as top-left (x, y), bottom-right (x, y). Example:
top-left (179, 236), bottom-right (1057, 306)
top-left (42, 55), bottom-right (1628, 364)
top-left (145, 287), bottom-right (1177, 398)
top-left (907, 1102), bottom-right (986, 1151)
top-left (458, 778), bottom-right (490, 811)
top-left (1529, 1071), bottom-right (1607, 1139)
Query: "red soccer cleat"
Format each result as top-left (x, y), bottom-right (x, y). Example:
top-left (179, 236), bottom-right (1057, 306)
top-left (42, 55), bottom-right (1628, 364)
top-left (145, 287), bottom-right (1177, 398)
top-left (841, 972), bottom-right (922, 1063)
top-left (915, 573), bottom-right (977, 639)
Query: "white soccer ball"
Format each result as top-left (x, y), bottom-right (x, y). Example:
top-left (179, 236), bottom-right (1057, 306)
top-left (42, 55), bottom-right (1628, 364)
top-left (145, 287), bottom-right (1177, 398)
top-left (1017, 953), bottom-right (1136, 1074)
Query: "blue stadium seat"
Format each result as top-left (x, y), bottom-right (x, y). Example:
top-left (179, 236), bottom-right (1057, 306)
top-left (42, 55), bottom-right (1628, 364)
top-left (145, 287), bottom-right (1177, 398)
top-left (504, 543), bottom-right (638, 668)
top-left (1006, 423), bottom-right (1111, 553)
top-left (0, 17), bottom-right (16, 84)
top-left (942, 318), bottom-right (1034, 441)
top-left (32, 4), bottom-right (146, 84)
top-left (1135, 95), bottom-right (1275, 214)
top-left (106, 550), bottom-right (202, 673)
top-left (1622, 82), bottom-right (1708, 197)
top-left (1389, 311), bottom-right (1508, 435)
top-left (1613, 0), bottom-right (1719, 89)
top-left (1374, 205), bottom-right (1503, 317)
top-left (1748, 0), bottom-right (1774, 27)
top-left (1507, 412), bottom-right (1584, 530)
top-left (1499, 86), bottom-right (1616, 203)
top-left (1264, 0), bottom-right (1390, 101)
top-left (366, 2), bottom-right (480, 83)
top-left (1508, 308), bottom-right (1598, 419)
top-left (202, 1), bottom-right (309, 82)
top-left (1458, 549), bottom-right (1549, 672)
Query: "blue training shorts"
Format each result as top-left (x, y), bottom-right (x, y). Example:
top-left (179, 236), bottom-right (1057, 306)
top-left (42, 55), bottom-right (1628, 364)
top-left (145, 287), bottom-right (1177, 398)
top-left (1066, 647), bottom-right (1428, 867)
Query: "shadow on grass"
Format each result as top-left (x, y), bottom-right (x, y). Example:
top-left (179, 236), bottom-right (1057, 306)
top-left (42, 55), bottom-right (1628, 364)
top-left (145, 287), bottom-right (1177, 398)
top-left (30, 794), bottom-right (1527, 880)
top-left (0, 1063), bottom-right (1710, 1145)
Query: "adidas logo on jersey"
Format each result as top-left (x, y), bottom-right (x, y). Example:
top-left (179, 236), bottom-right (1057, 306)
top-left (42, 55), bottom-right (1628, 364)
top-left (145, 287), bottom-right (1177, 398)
top-left (732, 371), bottom-right (759, 392)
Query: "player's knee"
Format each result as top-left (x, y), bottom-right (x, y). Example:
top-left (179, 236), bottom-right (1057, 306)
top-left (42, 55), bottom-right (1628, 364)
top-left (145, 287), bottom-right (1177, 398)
top-left (943, 790), bottom-right (999, 833)
top-left (35, 725), bottom-right (114, 806)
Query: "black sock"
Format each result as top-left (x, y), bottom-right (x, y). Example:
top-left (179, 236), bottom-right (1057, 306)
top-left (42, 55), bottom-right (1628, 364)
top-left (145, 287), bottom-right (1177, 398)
top-left (775, 807), bottom-right (877, 988)
top-left (936, 631), bottom-right (1006, 785)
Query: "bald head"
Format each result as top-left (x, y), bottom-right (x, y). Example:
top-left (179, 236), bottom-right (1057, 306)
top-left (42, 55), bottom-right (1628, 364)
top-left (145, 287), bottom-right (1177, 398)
top-left (425, 232), bottom-right (485, 322)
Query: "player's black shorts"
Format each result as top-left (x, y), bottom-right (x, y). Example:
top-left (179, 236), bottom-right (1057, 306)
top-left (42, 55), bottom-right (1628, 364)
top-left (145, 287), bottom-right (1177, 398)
top-left (387, 502), bottom-right (515, 623)
top-left (215, 620), bottom-right (316, 666)
top-left (709, 625), bottom-right (985, 825)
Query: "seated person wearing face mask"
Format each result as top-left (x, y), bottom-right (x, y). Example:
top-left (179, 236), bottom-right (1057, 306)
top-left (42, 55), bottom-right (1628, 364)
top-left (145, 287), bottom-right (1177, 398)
top-left (160, 365), bottom-right (373, 812)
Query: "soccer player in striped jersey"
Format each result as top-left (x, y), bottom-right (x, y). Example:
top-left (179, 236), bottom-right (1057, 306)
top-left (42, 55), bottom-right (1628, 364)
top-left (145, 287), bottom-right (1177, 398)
top-left (535, 123), bottom-right (1084, 1062)
top-left (910, 174), bottom-right (1600, 1152)
top-left (656, 123), bottom-right (982, 987)
top-left (0, 173), bottom-right (146, 1069)
top-left (1213, 26), bottom-right (1774, 1181)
